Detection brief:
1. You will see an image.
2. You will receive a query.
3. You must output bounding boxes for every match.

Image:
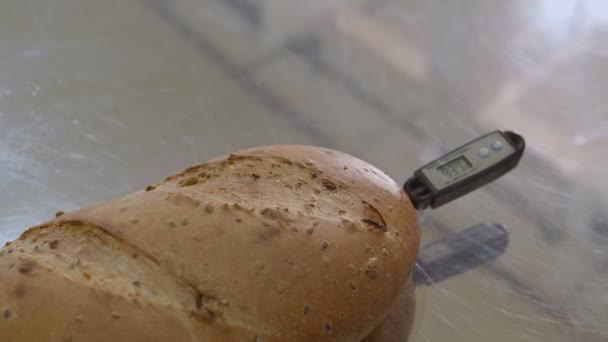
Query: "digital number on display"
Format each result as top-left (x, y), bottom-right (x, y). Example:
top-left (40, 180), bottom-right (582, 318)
top-left (437, 156), bottom-right (473, 180)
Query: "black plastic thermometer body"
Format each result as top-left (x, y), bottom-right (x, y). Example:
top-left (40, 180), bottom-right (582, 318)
top-left (405, 130), bottom-right (525, 210)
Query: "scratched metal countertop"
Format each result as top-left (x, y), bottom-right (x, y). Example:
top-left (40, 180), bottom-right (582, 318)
top-left (1, 1), bottom-right (607, 341)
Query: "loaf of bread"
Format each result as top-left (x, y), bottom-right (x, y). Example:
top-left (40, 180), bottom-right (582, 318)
top-left (0, 145), bottom-right (420, 341)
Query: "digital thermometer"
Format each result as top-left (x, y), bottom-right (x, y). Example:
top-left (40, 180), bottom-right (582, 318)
top-left (405, 130), bottom-right (525, 210)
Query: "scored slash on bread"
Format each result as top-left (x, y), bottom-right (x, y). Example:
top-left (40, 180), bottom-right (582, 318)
top-left (0, 145), bottom-right (420, 341)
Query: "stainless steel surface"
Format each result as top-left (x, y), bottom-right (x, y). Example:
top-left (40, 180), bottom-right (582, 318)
top-left (1, 0), bottom-right (607, 340)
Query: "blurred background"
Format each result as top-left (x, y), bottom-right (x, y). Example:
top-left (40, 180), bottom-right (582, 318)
top-left (1, 0), bottom-right (607, 340)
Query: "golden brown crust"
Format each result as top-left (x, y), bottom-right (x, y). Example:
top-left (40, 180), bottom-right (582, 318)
top-left (0, 145), bottom-right (419, 341)
top-left (0, 250), bottom-right (245, 342)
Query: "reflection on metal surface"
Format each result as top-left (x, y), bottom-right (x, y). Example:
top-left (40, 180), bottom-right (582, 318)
top-left (334, 7), bottom-right (428, 82)
top-left (1, 0), bottom-right (607, 340)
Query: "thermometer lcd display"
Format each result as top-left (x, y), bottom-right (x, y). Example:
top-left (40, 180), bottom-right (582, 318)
top-left (437, 156), bottom-right (473, 180)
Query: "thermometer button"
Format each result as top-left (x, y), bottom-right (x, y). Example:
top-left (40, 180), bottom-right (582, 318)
top-left (478, 147), bottom-right (490, 158)
top-left (491, 140), bottom-right (504, 151)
